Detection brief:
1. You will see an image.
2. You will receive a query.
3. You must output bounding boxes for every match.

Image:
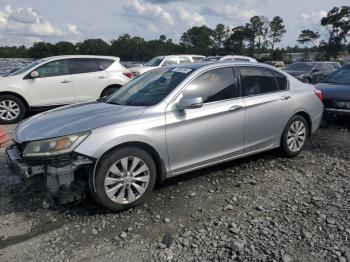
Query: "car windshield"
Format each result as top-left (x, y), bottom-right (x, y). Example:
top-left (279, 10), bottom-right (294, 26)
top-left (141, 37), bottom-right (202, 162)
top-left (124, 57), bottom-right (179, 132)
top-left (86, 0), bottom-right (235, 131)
top-left (144, 57), bottom-right (164, 67)
top-left (286, 63), bottom-right (314, 71)
top-left (106, 67), bottom-right (193, 106)
top-left (322, 69), bottom-right (350, 84)
top-left (7, 60), bottom-right (42, 76)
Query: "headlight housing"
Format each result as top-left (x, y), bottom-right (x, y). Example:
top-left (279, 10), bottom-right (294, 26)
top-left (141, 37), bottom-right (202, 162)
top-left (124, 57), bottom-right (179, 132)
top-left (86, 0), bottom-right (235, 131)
top-left (23, 132), bottom-right (90, 157)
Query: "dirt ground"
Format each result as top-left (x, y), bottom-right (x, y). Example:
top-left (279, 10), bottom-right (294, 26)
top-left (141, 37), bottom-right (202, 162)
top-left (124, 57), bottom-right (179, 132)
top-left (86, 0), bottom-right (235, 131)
top-left (0, 122), bottom-right (349, 262)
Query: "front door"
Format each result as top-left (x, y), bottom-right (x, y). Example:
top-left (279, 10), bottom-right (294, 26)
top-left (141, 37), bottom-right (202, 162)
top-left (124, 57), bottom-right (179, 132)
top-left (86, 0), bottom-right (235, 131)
top-left (165, 67), bottom-right (245, 174)
top-left (27, 59), bottom-right (73, 106)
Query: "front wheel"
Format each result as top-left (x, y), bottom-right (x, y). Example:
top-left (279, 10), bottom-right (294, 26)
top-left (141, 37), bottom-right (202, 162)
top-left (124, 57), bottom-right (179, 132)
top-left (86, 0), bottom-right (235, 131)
top-left (92, 147), bottom-right (156, 211)
top-left (281, 115), bottom-right (308, 157)
top-left (0, 95), bottom-right (26, 124)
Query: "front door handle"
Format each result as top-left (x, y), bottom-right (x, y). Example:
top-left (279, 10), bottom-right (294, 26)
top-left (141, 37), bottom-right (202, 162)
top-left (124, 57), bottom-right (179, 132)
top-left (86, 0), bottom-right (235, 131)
top-left (98, 76), bottom-right (106, 79)
top-left (60, 80), bottom-right (71, 84)
top-left (280, 95), bottom-right (291, 100)
top-left (229, 105), bottom-right (243, 112)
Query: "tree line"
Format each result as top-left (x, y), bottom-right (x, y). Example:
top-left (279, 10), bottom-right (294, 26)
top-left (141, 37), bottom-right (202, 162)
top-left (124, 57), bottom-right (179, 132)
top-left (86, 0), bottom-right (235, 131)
top-left (0, 6), bottom-right (349, 62)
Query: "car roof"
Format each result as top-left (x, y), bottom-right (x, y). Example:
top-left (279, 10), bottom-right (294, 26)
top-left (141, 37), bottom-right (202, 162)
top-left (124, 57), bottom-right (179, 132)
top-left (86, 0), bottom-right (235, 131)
top-left (42, 55), bottom-right (120, 61)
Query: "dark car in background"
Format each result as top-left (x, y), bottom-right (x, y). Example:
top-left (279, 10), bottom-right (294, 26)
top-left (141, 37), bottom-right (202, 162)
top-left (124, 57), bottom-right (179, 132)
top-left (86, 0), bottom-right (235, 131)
top-left (284, 62), bottom-right (340, 84)
top-left (316, 65), bottom-right (350, 118)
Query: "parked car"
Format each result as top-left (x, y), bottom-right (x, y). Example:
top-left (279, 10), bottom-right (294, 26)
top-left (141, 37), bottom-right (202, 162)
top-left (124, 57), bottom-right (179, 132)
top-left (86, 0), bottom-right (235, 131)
top-left (315, 65), bottom-right (350, 118)
top-left (129, 55), bottom-right (205, 77)
top-left (202, 55), bottom-right (257, 63)
top-left (0, 55), bottom-right (132, 124)
top-left (283, 62), bottom-right (340, 84)
top-left (263, 61), bottom-right (285, 68)
top-left (6, 62), bottom-right (323, 211)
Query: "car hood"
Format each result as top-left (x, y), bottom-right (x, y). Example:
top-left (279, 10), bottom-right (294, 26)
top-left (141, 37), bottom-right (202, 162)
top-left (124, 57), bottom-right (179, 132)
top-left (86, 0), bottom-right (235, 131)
top-left (284, 70), bottom-right (307, 77)
top-left (14, 102), bottom-right (146, 142)
top-left (315, 83), bottom-right (350, 100)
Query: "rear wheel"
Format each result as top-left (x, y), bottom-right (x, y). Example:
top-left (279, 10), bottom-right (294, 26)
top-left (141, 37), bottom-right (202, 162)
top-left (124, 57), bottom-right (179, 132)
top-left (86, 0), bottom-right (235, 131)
top-left (281, 115), bottom-right (308, 157)
top-left (92, 147), bottom-right (156, 211)
top-left (0, 95), bottom-right (26, 124)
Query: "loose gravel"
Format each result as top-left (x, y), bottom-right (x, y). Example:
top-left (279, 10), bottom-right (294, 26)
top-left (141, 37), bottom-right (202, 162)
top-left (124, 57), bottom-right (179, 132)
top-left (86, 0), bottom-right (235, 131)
top-left (0, 123), bottom-right (349, 262)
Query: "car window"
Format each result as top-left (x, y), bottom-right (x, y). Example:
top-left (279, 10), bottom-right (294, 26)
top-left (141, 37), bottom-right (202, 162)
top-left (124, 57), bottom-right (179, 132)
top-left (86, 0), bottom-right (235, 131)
top-left (323, 68), bottom-right (350, 84)
top-left (178, 57), bottom-right (192, 64)
top-left (331, 63), bottom-right (341, 70)
top-left (182, 67), bottom-right (237, 103)
top-left (35, 60), bottom-right (69, 78)
top-left (163, 58), bottom-right (178, 66)
top-left (191, 56), bottom-right (204, 61)
top-left (71, 58), bottom-right (102, 74)
top-left (315, 63), bottom-right (332, 71)
top-left (96, 59), bottom-right (114, 70)
top-left (239, 67), bottom-right (281, 96)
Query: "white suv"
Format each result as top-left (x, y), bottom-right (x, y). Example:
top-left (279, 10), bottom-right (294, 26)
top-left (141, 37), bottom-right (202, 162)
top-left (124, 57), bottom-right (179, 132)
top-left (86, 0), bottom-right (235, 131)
top-left (129, 55), bottom-right (205, 77)
top-left (0, 55), bottom-right (132, 124)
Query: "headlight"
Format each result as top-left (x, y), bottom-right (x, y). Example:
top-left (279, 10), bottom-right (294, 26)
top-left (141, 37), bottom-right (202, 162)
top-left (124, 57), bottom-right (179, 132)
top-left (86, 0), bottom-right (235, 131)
top-left (336, 101), bottom-right (350, 109)
top-left (23, 132), bottom-right (90, 157)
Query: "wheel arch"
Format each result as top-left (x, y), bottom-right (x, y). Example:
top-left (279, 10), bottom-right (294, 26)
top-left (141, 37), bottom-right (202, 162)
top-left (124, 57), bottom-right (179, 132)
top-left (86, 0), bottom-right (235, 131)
top-left (100, 84), bottom-right (122, 98)
top-left (92, 141), bottom-right (166, 192)
top-left (0, 91), bottom-right (29, 110)
top-left (294, 111), bottom-right (312, 137)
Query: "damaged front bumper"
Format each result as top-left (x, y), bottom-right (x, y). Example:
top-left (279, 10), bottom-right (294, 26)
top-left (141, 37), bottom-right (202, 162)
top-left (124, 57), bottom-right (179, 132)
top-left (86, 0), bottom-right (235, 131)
top-left (5, 143), bottom-right (95, 199)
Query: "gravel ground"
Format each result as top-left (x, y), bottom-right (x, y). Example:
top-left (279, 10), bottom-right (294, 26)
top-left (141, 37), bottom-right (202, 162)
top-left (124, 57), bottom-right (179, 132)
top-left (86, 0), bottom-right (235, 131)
top-left (0, 123), bottom-right (349, 262)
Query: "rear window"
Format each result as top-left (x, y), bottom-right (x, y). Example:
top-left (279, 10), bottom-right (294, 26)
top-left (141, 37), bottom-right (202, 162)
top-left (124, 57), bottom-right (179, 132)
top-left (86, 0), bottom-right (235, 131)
top-left (96, 59), bottom-right (114, 70)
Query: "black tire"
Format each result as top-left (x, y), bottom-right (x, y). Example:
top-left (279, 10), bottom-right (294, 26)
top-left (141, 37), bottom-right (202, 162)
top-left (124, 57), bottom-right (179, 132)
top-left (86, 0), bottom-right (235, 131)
top-left (92, 147), bottom-right (156, 211)
top-left (101, 86), bottom-right (120, 98)
top-left (0, 95), bottom-right (26, 124)
top-left (281, 115), bottom-right (309, 157)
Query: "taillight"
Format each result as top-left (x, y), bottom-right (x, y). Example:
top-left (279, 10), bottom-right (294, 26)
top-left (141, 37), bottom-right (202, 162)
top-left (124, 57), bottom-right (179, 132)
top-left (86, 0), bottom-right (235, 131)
top-left (123, 71), bottom-right (133, 79)
top-left (315, 89), bottom-right (323, 101)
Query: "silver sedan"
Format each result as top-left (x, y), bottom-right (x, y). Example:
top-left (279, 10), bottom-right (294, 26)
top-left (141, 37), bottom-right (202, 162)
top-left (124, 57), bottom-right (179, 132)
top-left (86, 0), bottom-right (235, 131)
top-left (6, 62), bottom-right (324, 211)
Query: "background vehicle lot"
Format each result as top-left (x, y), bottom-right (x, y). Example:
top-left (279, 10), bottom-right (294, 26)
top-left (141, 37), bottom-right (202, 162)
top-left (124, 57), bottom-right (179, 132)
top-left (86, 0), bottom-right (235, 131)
top-left (0, 122), bottom-right (349, 261)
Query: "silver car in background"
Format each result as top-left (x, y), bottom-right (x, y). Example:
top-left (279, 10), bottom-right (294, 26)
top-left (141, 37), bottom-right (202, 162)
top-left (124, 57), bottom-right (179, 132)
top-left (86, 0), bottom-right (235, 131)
top-left (6, 62), bottom-right (324, 211)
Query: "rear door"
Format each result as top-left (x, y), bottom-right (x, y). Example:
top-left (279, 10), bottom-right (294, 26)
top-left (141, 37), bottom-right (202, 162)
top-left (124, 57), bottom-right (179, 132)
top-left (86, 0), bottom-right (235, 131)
top-left (238, 66), bottom-right (293, 153)
top-left (26, 59), bottom-right (73, 106)
top-left (71, 58), bottom-right (111, 102)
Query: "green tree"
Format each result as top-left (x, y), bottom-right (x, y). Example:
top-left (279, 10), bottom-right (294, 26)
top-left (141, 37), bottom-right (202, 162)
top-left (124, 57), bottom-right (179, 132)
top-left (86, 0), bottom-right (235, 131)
top-left (52, 41), bottom-right (76, 55)
top-left (269, 16), bottom-right (286, 51)
top-left (224, 26), bottom-right (249, 54)
top-left (213, 24), bottom-right (230, 50)
top-left (27, 42), bottom-right (54, 58)
top-left (180, 25), bottom-right (214, 55)
top-left (76, 39), bottom-right (110, 55)
top-left (297, 29), bottom-right (321, 48)
top-left (320, 6), bottom-right (350, 59)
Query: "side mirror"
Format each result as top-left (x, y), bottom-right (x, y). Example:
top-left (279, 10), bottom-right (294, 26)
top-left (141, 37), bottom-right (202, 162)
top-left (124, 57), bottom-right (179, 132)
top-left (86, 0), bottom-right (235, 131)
top-left (176, 96), bottom-right (203, 110)
top-left (30, 71), bottom-right (39, 79)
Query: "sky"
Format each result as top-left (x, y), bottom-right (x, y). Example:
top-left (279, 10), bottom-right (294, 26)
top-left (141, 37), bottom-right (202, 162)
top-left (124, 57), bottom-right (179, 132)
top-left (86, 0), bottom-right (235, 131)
top-left (0, 0), bottom-right (349, 48)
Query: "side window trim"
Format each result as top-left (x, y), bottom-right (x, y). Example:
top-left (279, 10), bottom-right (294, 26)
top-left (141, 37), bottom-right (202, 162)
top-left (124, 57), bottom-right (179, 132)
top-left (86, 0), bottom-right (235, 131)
top-left (238, 66), bottom-right (289, 98)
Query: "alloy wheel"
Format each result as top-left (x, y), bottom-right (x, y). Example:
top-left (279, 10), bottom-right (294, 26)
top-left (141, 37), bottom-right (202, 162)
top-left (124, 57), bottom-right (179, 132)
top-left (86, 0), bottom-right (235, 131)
top-left (104, 156), bottom-right (150, 204)
top-left (287, 120), bottom-right (306, 152)
top-left (0, 100), bottom-right (20, 121)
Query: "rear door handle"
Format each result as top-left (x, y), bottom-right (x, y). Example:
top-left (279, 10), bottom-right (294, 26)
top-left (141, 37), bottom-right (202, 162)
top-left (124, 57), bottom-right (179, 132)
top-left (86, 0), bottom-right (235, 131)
top-left (229, 105), bottom-right (243, 112)
top-left (60, 80), bottom-right (71, 84)
top-left (280, 95), bottom-right (291, 100)
top-left (98, 76), bottom-right (106, 79)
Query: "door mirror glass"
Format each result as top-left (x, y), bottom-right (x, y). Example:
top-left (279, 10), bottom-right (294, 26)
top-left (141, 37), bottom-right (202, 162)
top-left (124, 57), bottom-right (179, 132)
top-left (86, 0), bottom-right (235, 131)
top-left (30, 71), bottom-right (39, 79)
top-left (176, 96), bottom-right (203, 110)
